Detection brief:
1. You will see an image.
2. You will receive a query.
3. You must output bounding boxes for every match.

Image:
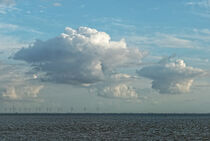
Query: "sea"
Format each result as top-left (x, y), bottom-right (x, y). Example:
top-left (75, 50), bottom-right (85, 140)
top-left (0, 113), bottom-right (209, 140)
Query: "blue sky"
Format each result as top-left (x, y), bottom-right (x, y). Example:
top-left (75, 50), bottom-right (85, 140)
top-left (0, 0), bottom-right (210, 113)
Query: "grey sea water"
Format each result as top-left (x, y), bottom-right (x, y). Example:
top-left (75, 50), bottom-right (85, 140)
top-left (0, 114), bottom-right (210, 140)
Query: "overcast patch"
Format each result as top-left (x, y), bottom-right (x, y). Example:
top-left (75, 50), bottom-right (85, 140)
top-left (14, 26), bottom-right (145, 85)
top-left (137, 58), bottom-right (206, 94)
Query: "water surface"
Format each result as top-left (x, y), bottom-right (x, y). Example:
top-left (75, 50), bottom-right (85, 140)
top-left (0, 114), bottom-right (210, 140)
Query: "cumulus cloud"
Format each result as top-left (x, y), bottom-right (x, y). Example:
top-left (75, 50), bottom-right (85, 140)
top-left (0, 63), bottom-right (43, 101)
top-left (14, 26), bottom-right (144, 85)
top-left (0, 85), bottom-right (43, 101)
top-left (88, 71), bottom-right (146, 100)
top-left (94, 83), bottom-right (138, 99)
top-left (137, 58), bottom-right (206, 94)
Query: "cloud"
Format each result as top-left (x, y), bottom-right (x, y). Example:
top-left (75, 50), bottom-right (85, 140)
top-left (0, 85), bottom-right (43, 101)
top-left (153, 34), bottom-right (195, 48)
top-left (193, 28), bottom-right (210, 35)
top-left (127, 33), bottom-right (196, 49)
top-left (186, 0), bottom-right (210, 18)
top-left (0, 22), bottom-right (43, 36)
top-left (94, 83), bottom-right (138, 99)
top-left (53, 2), bottom-right (62, 7)
top-left (187, 0), bottom-right (210, 8)
top-left (110, 73), bottom-right (132, 79)
top-left (0, 63), bottom-right (43, 101)
top-left (0, 0), bottom-right (15, 7)
top-left (0, 0), bottom-right (15, 14)
top-left (0, 23), bottom-right (18, 30)
top-left (14, 26), bottom-right (144, 85)
top-left (0, 34), bottom-right (27, 56)
top-left (0, 33), bottom-right (43, 102)
top-left (88, 71), bottom-right (149, 100)
top-left (137, 58), bottom-right (206, 94)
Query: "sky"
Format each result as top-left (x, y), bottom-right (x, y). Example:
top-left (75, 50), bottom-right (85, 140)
top-left (0, 0), bottom-right (210, 113)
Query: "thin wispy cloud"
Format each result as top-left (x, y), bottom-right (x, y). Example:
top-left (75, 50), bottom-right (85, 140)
top-left (187, 0), bottom-right (210, 18)
top-left (53, 2), bottom-right (62, 7)
top-left (127, 33), bottom-right (197, 49)
top-left (0, 23), bottom-right (18, 30)
top-left (0, 34), bottom-right (26, 51)
top-left (187, 0), bottom-right (210, 8)
top-left (0, 0), bottom-right (15, 14)
top-left (0, 0), bottom-right (15, 7)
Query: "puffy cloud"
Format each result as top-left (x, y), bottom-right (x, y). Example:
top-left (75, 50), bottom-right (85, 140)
top-left (1, 85), bottom-right (43, 101)
top-left (89, 71), bottom-right (145, 100)
top-left (137, 58), bottom-right (206, 94)
top-left (95, 84), bottom-right (138, 99)
top-left (14, 26), bottom-right (144, 85)
top-left (0, 63), bottom-right (43, 101)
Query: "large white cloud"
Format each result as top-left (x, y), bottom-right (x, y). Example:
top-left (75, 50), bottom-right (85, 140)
top-left (14, 26), bottom-right (144, 85)
top-left (137, 58), bottom-right (206, 94)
